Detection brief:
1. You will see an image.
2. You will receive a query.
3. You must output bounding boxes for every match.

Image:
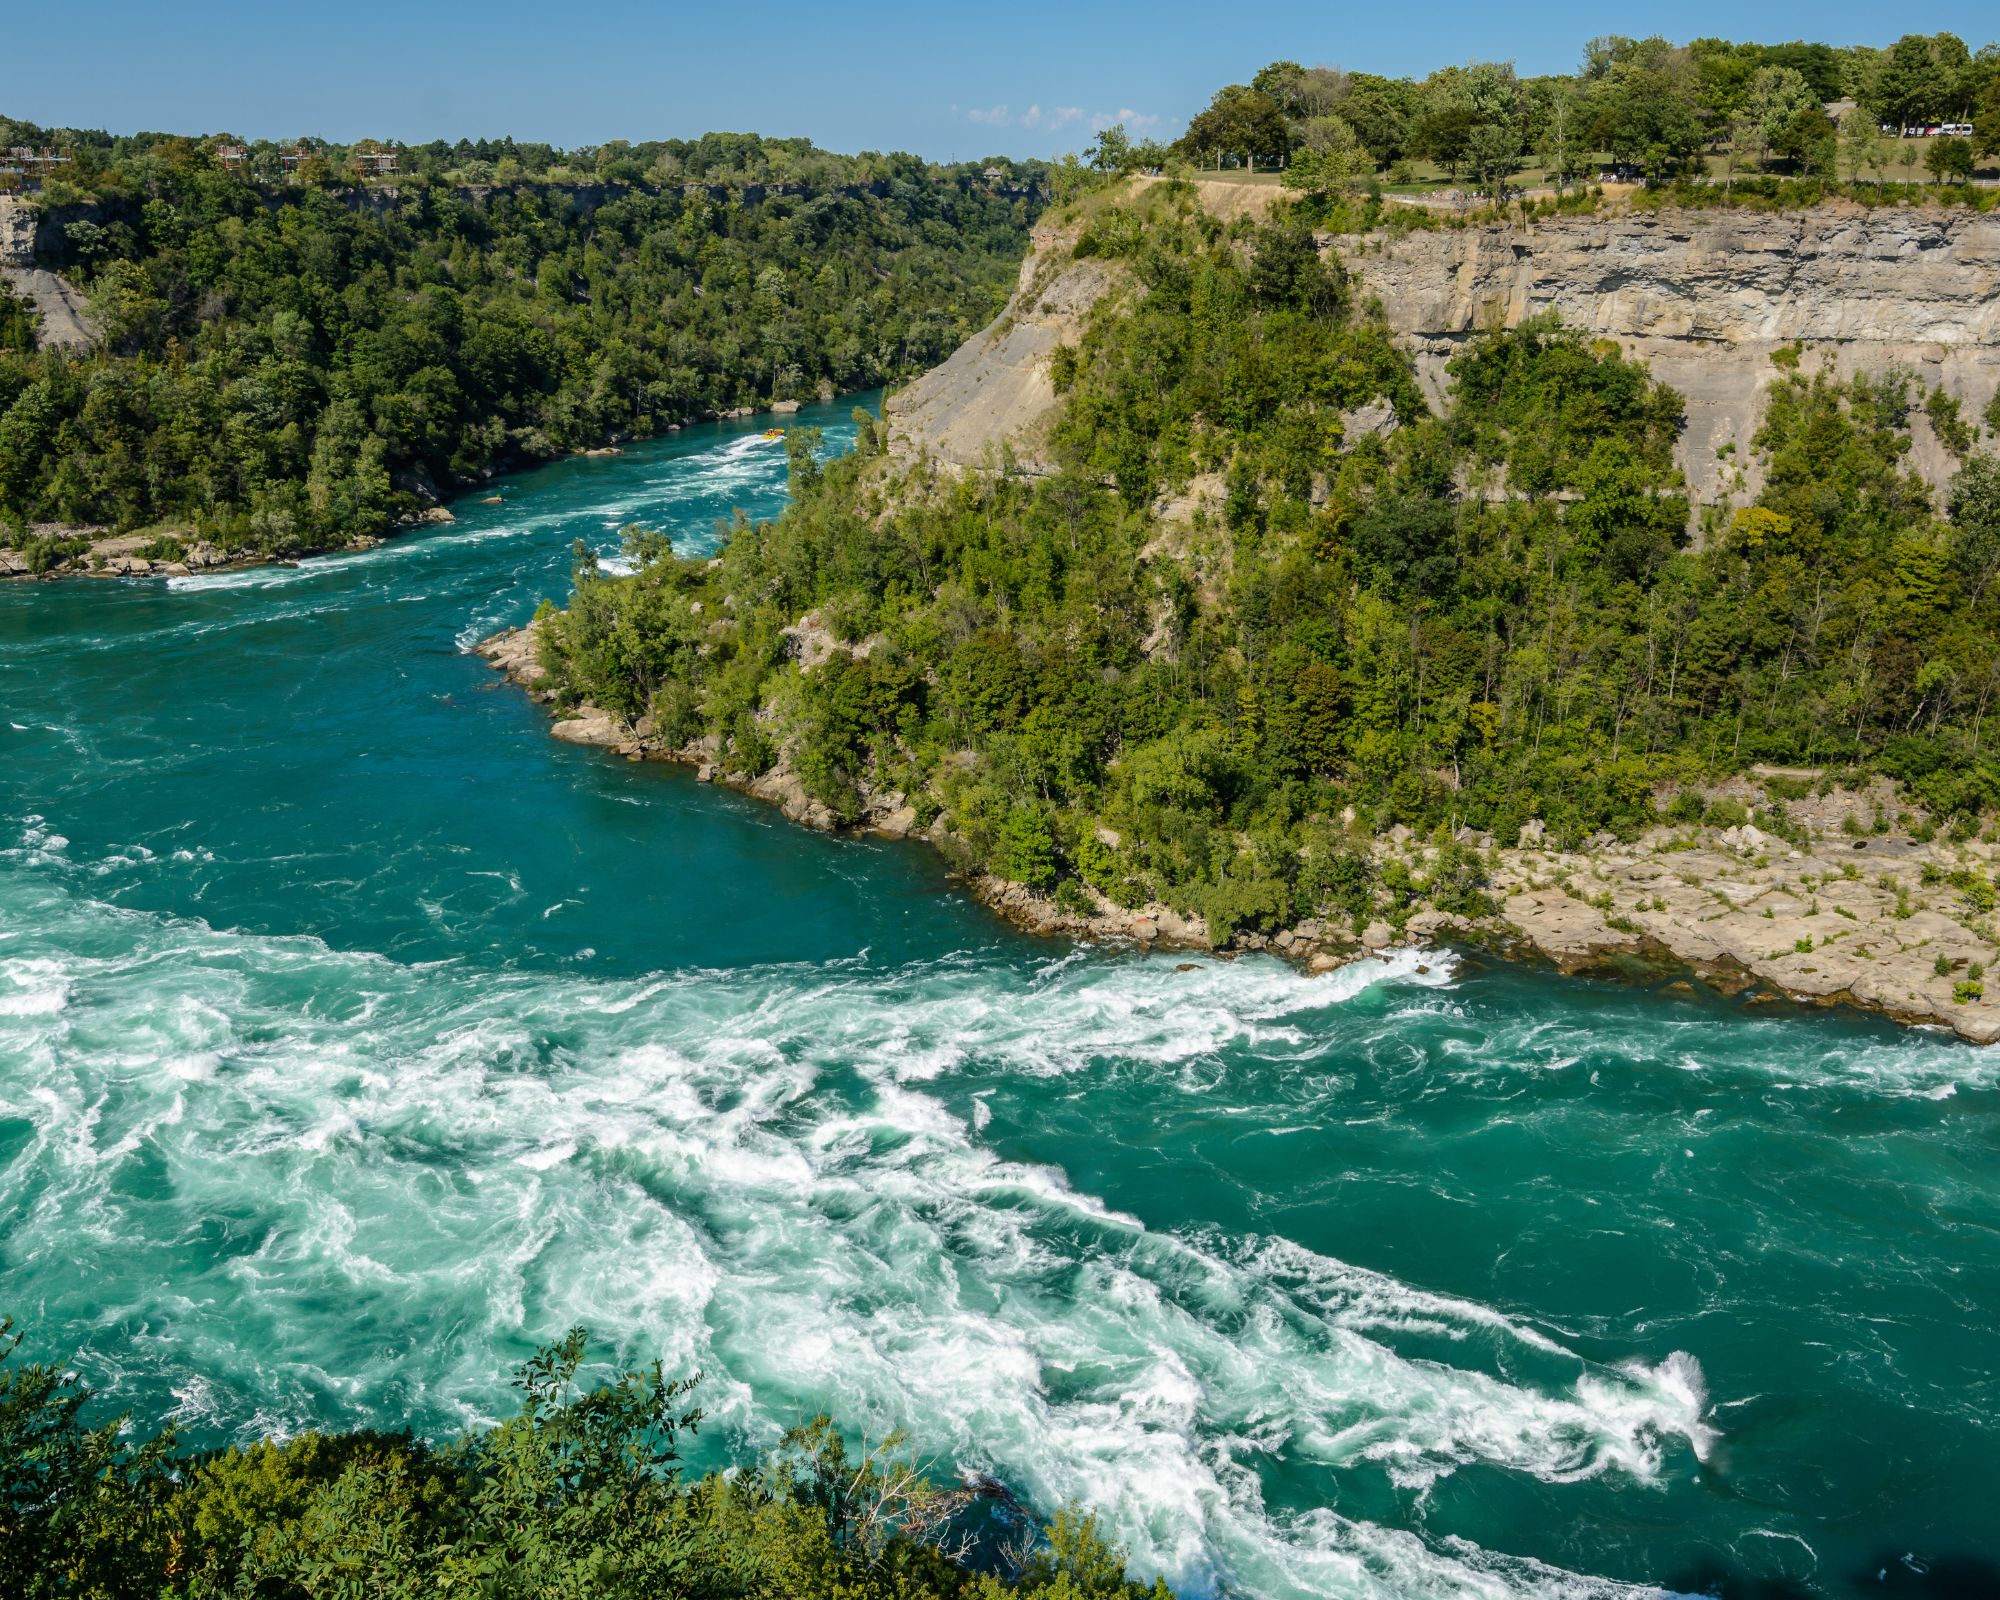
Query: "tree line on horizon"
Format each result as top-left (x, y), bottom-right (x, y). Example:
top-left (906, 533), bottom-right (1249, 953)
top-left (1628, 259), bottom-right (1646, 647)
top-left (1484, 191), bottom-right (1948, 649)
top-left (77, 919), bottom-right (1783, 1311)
top-left (1075, 33), bottom-right (2000, 196)
top-left (0, 113), bottom-right (1050, 196)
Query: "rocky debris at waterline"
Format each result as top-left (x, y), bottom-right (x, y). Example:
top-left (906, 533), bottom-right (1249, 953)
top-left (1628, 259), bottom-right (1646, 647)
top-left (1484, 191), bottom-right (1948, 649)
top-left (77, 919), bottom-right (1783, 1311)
top-left (1459, 821), bottom-right (2000, 1045)
top-left (971, 875), bottom-right (1208, 949)
top-left (0, 507), bottom-right (452, 583)
top-left (481, 621), bottom-right (2000, 1039)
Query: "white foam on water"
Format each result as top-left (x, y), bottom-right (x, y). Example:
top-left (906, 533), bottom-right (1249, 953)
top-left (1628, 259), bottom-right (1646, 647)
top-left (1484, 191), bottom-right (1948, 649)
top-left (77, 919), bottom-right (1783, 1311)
top-left (0, 956), bottom-right (71, 1016)
top-left (0, 867), bottom-right (1715, 1600)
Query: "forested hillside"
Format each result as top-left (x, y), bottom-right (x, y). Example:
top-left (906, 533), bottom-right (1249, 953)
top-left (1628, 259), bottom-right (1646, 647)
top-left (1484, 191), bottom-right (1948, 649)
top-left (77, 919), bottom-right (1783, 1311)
top-left (0, 134), bottom-right (1038, 558)
top-left (535, 176), bottom-right (2000, 945)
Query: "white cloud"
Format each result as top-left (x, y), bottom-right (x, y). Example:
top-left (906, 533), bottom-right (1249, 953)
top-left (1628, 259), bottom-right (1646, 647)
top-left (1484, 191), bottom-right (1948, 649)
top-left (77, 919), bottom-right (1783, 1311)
top-left (1092, 107), bottom-right (1163, 133)
top-left (963, 102), bottom-right (1165, 136)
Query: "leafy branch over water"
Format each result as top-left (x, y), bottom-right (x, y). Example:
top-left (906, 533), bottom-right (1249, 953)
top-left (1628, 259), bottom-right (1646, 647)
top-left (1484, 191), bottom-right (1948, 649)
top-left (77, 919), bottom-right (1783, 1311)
top-left (0, 1315), bottom-right (1167, 1599)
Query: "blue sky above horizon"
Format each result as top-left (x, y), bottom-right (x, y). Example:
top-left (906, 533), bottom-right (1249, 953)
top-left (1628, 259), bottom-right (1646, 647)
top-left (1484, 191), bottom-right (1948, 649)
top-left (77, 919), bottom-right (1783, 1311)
top-left (11, 1), bottom-right (2000, 160)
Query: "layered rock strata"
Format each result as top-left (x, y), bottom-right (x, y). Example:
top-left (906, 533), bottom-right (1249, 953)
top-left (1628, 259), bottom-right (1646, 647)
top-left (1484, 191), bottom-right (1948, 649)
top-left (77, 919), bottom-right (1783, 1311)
top-left (1338, 205), bottom-right (2000, 509)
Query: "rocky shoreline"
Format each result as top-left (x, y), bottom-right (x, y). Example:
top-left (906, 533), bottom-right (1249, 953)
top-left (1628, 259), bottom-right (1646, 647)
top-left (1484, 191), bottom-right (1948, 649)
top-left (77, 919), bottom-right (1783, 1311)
top-left (479, 622), bottom-right (2000, 1045)
top-left (0, 403), bottom-right (826, 584)
top-left (0, 509), bottom-right (456, 583)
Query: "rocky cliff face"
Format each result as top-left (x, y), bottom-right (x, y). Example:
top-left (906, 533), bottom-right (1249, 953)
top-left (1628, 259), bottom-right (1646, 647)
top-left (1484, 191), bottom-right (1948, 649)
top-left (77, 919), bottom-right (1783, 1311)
top-left (885, 219), bottom-right (1126, 472)
top-left (0, 196), bottom-right (96, 352)
top-left (1335, 205), bottom-right (2000, 509)
top-left (888, 194), bottom-right (2000, 514)
top-left (0, 197), bottom-right (35, 268)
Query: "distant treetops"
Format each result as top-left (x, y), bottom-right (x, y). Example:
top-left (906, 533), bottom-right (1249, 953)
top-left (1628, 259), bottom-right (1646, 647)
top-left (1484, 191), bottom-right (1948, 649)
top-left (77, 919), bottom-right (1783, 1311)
top-left (1072, 33), bottom-right (1999, 196)
top-left (0, 112), bottom-right (1051, 199)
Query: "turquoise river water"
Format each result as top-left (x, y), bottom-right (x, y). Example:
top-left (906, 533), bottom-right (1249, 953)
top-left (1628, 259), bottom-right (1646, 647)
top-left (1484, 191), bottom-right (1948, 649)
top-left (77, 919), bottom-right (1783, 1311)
top-left (2, 396), bottom-right (1997, 1600)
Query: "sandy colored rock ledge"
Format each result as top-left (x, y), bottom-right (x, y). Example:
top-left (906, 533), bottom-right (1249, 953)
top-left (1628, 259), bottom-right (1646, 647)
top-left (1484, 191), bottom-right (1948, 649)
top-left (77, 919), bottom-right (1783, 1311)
top-left (484, 623), bottom-right (2000, 1041)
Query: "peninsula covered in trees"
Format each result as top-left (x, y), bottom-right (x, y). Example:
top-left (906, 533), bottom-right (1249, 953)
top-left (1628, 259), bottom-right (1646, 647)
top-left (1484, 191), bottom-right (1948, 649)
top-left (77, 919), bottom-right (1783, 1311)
top-left (513, 36), bottom-right (2000, 1038)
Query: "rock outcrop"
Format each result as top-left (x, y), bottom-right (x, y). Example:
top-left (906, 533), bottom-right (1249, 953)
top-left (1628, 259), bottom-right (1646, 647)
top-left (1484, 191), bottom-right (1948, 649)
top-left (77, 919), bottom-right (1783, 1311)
top-left (0, 197), bottom-right (34, 265)
top-left (1335, 204), bottom-right (2000, 511)
top-left (0, 196), bottom-right (96, 352)
top-left (885, 219), bottom-right (1125, 474)
top-left (1459, 814), bottom-right (2000, 1045)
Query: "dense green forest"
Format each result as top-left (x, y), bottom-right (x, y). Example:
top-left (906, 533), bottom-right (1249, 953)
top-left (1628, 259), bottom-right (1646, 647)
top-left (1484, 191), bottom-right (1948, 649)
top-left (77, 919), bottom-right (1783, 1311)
top-left (1065, 33), bottom-right (2000, 196)
top-left (537, 177), bottom-right (2000, 944)
top-left (1, 114), bottom-right (1046, 194)
top-left (0, 133), bottom-right (1038, 555)
top-left (0, 1317), bottom-right (1165, 1600)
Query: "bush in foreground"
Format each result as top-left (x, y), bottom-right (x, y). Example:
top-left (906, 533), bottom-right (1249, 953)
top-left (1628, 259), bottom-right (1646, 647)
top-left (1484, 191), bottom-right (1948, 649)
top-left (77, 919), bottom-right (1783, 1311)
top-left (0, 1317), bottom-right (1169, 1600)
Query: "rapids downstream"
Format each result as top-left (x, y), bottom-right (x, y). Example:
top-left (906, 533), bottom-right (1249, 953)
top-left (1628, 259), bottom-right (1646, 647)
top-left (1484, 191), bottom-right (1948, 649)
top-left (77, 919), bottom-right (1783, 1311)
top-left (2, 397), bottom-right (1996, 1599)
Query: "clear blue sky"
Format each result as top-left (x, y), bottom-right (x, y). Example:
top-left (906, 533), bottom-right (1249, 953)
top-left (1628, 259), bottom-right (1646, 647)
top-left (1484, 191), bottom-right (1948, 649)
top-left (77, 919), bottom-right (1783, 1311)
top-left (10, 1), bottom-right (1998, 159)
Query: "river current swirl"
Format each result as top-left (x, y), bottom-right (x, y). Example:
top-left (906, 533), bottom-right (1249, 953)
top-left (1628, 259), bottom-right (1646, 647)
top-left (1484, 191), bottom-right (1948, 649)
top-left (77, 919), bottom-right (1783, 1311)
top-left (2, 399), bottom-right (1995, 1599)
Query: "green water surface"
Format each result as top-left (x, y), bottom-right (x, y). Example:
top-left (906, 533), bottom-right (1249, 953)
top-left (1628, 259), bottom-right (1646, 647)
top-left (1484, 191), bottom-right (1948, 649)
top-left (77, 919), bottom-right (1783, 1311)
top-left (1, 397), bottom-right (1995, 1600)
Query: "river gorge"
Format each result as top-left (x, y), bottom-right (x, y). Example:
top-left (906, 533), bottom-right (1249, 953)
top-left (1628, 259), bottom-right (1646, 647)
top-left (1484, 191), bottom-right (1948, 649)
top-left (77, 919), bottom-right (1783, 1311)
top-left (3, 398), bottom-right (1997, 1600)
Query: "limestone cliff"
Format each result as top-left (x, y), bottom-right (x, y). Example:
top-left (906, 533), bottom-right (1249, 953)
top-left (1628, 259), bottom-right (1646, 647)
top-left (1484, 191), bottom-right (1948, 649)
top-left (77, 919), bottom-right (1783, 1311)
top-left (885, 219), bottom-right (1125, 473)
top-left (1334, 205), bottom-right (2000, 510)
top-left (888, 192), bottom-right (2000, 515)
top-left (0, 197), bottom-right (35, 265)
top-left (0, 196), bottom-right (96, 352)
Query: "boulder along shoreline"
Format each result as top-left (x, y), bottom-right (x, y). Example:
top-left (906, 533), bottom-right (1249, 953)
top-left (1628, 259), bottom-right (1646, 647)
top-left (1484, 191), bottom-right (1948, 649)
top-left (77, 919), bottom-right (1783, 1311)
top-left (480, 621), bottom-right (2000, 1045)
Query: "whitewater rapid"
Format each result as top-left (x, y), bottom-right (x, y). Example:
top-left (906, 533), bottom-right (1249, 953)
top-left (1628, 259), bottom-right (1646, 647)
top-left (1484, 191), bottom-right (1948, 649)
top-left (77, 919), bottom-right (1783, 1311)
top-left (5, 402), bottom-right (1994, 1600)
top-left (0, 834), bottom-right (1718, 1600)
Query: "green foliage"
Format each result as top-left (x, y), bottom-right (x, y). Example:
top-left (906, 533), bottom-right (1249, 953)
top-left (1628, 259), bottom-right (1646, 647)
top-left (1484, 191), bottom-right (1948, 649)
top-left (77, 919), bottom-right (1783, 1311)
top-left (1198, 874), bottom-right (1294, 946)
top-left (0, 282), bottom-right (36, 352)
top-left (537, 190), bottom-right (2000, 947)
top-left (999, 807), bottom-right (1059, 889)
top-left (1050, 206), bottom-right (1413, 510)
top-left (0, 156), bottom-right (1034, 551)
top-left (1424, 840), bottom-right (1498, 917)
top-left (1926, 388), bottom-right (1975, 457)
top-left (1446, 313), bottom-right (1685, 500)
top-left (0, 1316), bottom-right (1166, 1600)
top-left (1954, 870), bottom-right (1998, 914)
top-left (19, 533), bottom-right (89, 574)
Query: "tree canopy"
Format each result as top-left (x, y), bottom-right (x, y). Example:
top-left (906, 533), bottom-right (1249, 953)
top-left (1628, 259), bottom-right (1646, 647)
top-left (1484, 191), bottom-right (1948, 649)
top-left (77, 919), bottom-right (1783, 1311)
top-left (536, 182), bottom-right (2000, 947)
top-left (0, 137), bottom-right (1038, 556)
top-left (1170, 32), bottom-right (2000, 188)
